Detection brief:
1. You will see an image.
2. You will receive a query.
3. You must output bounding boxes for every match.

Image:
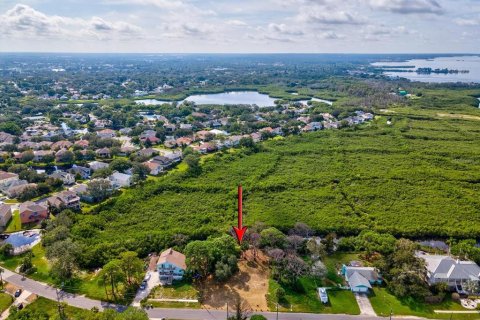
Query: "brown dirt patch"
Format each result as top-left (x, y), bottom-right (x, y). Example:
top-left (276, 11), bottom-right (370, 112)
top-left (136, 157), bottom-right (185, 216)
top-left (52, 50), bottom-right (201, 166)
top-left (200, 250), bottom-right (270, 312)
top-left (5, 283), bottom-right (20, 295)
top-left (437, 113), bottom-right (480, 121)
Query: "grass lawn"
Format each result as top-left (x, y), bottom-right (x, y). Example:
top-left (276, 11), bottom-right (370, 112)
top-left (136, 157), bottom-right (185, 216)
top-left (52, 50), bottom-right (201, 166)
top-left (0, 293), bottom-right (13, 313)
top-left (370, 287), bottom-right (479, 320)
top-left (149, 280), bottom-right (198, 300)
top-left (149, 301), bottom-right (202, 309)
top-left (0, 244), bottom-right (52, 283)
top-left (5, 211), bottom-right (22, 233)
top-left (9, 296), bottom-right (101, 319)
top-left (267, 277), bottom-right (359, 314)
top-left (2, 200), bottom-right (18, 204)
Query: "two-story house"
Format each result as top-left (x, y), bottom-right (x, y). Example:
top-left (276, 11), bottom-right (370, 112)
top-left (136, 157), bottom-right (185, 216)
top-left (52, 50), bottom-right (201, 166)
top-left (157, 248), bottom-right (186, 285)
top-left (19, 201), bottom-right (49, 224)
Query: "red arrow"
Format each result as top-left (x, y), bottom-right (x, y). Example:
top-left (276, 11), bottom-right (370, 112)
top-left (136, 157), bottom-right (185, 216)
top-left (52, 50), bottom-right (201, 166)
top-left (233, 185), bottom-right (247, 243)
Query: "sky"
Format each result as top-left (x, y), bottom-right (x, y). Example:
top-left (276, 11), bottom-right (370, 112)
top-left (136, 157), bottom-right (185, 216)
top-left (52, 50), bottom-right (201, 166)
top-left (0, 0), bottom-right (479, 53)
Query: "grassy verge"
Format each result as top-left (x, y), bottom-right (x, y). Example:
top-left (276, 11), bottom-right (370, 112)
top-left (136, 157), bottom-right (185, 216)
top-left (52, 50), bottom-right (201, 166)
top-left (149, 301), bottom-right (202, 309)
top-left (267, 277), bottom-right (359, 314)
top-left (0, 293), bottom-right (13, 313)
top-left (5, 211), bottom-right (22, 233)
top-left (370, 287), bottom-right (478, 320)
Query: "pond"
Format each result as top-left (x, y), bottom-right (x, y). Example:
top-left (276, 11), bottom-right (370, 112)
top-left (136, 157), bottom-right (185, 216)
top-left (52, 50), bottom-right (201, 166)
top-left (136, 91), bottom-right (333, 107)
top-left (372, 56), bottom-right (480, 83)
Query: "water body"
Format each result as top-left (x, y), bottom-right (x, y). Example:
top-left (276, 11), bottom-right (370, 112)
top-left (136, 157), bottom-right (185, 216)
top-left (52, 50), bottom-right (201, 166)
top-left (181, 91), bottom-right (277, 107)
top-left (372, 56), bottom-right (480, 83)
top-left (136, 91), bottom-right (333, 107)
top-left (299, 97), bottom-right (333, 106)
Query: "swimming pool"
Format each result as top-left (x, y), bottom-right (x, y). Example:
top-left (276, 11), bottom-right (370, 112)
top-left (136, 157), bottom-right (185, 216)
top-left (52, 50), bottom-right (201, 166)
top-left (4, 231), bottom-right (40, 247)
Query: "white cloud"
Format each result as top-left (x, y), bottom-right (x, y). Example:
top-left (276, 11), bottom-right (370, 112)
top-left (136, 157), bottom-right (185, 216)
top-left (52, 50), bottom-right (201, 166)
top-left (268, 23), bottom-right (304, 36)
top-left (296, 7), bottom-right (365, 25)
top-left (226, 19), bottom-right (248, 26)
top-left (0, 4), bottom-right (142, 40)
top-left (368, 0), bottom-right (444, 15)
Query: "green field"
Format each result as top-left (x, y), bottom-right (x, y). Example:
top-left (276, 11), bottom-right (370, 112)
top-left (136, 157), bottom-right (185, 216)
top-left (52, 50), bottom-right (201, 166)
top-left (73, 89), bottom-right (480, 264)
top-left (370, 287), bottom-right (480, 320)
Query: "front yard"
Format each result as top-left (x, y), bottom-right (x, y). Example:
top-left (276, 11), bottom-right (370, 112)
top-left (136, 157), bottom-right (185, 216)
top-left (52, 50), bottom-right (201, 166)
top-left (370, 287), bottom-right (479, 320)
top-left (267, 277), bottom-right (359, 315)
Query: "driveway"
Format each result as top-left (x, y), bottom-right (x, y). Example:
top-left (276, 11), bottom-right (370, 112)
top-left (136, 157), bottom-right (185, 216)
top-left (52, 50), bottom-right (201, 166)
top-left (354, 293), bottom-right (376, 316)
top-left (132, 271), bottom-right (160, 307)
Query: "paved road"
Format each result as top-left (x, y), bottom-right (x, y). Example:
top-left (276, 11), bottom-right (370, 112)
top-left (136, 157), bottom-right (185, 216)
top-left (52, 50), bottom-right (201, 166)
top-left (147, 308), bottom-right (425, 320)
top-left (2, 268), bottom-right (427, 320)
top-left (2, 268), bottom-right (124, 312)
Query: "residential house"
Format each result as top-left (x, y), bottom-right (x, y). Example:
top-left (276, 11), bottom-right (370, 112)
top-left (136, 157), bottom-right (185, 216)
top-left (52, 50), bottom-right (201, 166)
top-left (196, 130), bottom-right (211, 141)
top-left (5, 183), bottom-right (37, 199)
top-left (68, 165), bottom-right (91, 179)
top-left (69, 184), bottom-right (93, 202)
top-left (50, 171), bottom-right (76, 185)
top-left (175, 137), bottom-right (193, 146)
top-left (140, 130), bottom-right (160, 144)
top-left (0, 171), bottom-right (19, 188)
top-left (417, 253), bottom-right (480, 293)
top-left (47, 190), bottom-right (81, 210)
top-left (179, 123), bottom-right (193, 130)
top-left (97, 129), bottom-right (116, 139)
top-left (96, 148), bottom-right (111, 158)
top-left (88, 161), bottom-right (109, 171)
top-left (109, 172), bottom-right (133, 189)
top-left (136, 148), bottom-right (158, 158)
top-left (157, 248), bottom-right (186, 285)
top-left (302, 122), bottom-right (323, 132)
top-left (19, 201), bottom-right (49, 224)
top-left (162, 151), bottom-right (182, 163)
top-left (33, 150), bottom-right (54, 162)
top-left (0, 204), bottom-right (12, 228)
top-left (0, 132), bottom-right (15, 147)
top-left (51, 140), bottom-right (73, 151)
top-left (342, 265), bottom-right (382, 293)
top-left (143, 161), bottom-right (163, 176)
top-left (250, 132), bottom-right (262, 143)
top-left (55, 149), bottom-right (72, 162)
top-left (74, 140), bottom-right (90, 149)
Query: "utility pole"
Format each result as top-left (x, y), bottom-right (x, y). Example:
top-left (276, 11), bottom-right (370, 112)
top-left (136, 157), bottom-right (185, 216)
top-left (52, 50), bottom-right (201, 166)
top-left (56, 282), bottom-right (66, 320)
top-left (389, 308), bottom-right (392, 320)
top-left (226, 302), bottom-right (229, 320)
top-left (276, 302), bottom-right (279, 320)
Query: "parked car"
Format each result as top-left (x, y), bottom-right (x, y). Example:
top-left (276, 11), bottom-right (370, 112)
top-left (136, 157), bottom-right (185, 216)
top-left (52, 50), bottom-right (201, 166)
top-left (14, 289), bottom-right (22, 298)
top-left (144, 272), bottom-right (151, 281)
top-left (17, 303), bottom-right (23, 310)
top-left (140, 280), bottom-right (147, 290)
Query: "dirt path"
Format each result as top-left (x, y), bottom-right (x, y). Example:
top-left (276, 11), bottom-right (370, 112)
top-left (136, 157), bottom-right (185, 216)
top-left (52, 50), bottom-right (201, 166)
top-left (437, 113), bottom-right (480, 121)
top-left (201, 250), bottom-right (270, 312)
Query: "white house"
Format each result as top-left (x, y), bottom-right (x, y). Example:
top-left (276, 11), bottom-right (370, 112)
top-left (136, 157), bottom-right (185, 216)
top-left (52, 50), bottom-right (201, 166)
top-left (157, 248), bottom-right (186, 285)
top-left (0, 171), bottom-right (19, 189)
top-left (109, 172), bottom-right (133, 189)
top-left (88, 161), bottom-right (109, 172)
top-left (50, 171), bottom-right (76, 185)
top-left (417, 252), bottom-right (480, 293)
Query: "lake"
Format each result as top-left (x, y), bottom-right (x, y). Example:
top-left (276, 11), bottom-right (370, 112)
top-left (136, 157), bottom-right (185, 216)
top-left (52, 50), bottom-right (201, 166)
top-left (136, 91), bottom-right (333, 107)
top-left (372, 56), bottom-right (480, 83)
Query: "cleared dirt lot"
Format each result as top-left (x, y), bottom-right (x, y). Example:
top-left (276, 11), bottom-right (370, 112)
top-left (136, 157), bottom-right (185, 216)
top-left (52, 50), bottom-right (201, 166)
top-left (201, 250), bottom-right (270, 312)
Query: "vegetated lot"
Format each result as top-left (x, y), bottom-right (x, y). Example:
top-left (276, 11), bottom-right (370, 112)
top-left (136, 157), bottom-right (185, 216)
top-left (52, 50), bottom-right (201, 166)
top-left (5, 211), bottom-right (22, 233)
top-left (76, 90), bottom-right (480, 262)
top-left (201, 251), bottom-right (270, 312)
top-left (369, 287), bottom-right (479, 320)
top-left (148, 280), bottom-right (201, 309)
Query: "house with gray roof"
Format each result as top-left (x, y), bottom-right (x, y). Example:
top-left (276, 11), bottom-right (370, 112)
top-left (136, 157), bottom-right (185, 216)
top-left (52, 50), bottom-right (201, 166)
top-left (342, 265), bottom-right (382, 293)
top-left (417, 252), bottom-right (480, 293)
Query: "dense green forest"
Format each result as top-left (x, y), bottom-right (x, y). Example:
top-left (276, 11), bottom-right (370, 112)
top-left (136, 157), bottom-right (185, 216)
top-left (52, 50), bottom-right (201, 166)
top-left (70, 88), bottom-right (480, 267)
